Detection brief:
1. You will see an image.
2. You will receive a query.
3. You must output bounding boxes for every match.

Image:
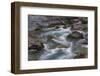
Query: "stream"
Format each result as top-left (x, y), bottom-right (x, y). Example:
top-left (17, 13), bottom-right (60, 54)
top-left (28, 26), bottom-right (88, 60)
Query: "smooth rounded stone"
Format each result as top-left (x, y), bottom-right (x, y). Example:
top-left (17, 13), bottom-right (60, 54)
top-left (67, 31), bottom-right (84, 41)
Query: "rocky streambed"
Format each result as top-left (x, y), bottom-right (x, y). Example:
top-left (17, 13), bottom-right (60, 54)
top-left (28, 15), bottom-right (88, 60)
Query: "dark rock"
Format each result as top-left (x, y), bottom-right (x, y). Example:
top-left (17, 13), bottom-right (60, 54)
top-left (28, 43), bottom-right (44, 51)
top-left (67, 31), bottom-right (84, 41)
top-left (71, 23), bottom-right (84, 31)
top-left (71, 17), bottom-right (88, 31)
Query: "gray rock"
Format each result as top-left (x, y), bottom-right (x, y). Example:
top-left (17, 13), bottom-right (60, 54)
top-left (78, 39), bottom-right (88, 44)
top-left (67, 31), bottom-right (84, 41)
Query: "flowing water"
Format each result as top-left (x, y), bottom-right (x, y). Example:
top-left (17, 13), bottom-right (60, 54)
top-left (28, 27), bottom-right (88, 60)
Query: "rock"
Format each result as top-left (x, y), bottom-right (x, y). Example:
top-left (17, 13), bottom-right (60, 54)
top-left (28, 43), bottom-right (44, 51)
top-left (71, 23), bottom-right (86, 31)
top-left (28, 15), bottom-right (49, 31)
top-left (28, 15), bottom-right (88, 60)
top-left (67, 31), bottom-right (84, 41)
top-left (71, 17), bottom-right (88, 31)
top-left (78, 39), bottom-right (88, 44)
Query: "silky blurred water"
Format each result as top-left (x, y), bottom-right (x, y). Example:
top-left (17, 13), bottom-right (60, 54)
top-left (28, 27), bottom-right (88, 60)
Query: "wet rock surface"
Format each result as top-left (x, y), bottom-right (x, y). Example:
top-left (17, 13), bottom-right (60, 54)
top-left (67, 31), bottom-right (84, 41)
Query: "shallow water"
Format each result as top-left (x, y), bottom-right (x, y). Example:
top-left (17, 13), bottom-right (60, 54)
top-left (28, 27), bottom-right (88, 60)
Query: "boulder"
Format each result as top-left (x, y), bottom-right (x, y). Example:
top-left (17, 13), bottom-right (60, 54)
top-left (67, 31), bottom-right (84, 41)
